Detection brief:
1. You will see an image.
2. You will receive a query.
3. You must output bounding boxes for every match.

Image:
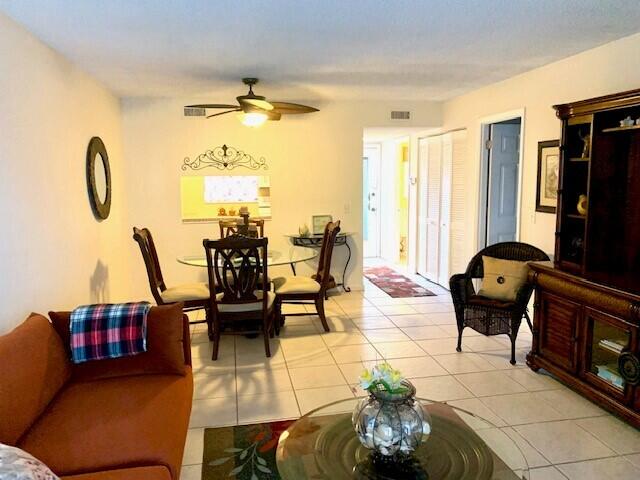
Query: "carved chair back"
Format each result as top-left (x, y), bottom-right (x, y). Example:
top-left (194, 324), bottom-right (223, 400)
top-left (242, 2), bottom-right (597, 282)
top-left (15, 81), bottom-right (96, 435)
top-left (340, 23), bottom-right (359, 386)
top-left (132, 227), bottom-right (166, 304)
top-left (203, 235), bottom-right (269, 316)
top-left (315, 221), bottom-right (341, 290)
top-left (219, 219), bottom-right (265, 238)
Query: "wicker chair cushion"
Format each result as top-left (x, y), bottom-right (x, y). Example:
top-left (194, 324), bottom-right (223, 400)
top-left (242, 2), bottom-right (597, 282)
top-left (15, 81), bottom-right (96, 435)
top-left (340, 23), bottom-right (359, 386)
top-left (467, 295), bottom-right (516, 310)
top-left (477, 256), bottom-right (529, 301)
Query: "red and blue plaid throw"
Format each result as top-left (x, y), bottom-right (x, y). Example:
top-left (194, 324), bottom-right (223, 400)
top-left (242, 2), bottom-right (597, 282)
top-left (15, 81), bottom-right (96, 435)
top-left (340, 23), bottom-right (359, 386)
top-left (70, 302), bottom-right (151, 364)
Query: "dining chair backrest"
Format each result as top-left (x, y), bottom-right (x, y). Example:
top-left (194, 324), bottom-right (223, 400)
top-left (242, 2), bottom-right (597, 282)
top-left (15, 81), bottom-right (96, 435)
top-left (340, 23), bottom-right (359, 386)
top-left (219, 219), bottom-right (265, 238)
top-left (315, 221), bottom-right (341, 290)
top-left (203, 234), bottom-right (269, 314)
top-left (132, 227), bottom-right (166, 304)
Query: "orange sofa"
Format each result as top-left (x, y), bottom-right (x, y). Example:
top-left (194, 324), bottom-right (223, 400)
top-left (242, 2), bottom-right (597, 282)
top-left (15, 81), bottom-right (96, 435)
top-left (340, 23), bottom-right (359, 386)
top-left (0, 303), bottom-right (193, 480)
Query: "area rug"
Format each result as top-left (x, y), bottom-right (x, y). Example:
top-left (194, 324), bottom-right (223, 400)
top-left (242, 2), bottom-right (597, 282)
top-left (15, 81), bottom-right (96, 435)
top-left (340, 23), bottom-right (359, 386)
top-left (363, 266), bottom-right (435, 297)
top-left (202, 420), bottom-right (294, 479)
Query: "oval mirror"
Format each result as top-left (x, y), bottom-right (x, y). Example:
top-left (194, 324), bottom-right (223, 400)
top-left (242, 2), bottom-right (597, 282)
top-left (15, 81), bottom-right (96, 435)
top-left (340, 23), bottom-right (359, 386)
top-left (94, 152), bottom-right (108, 204)
top-left (86, 137), bottom-right (111, 219)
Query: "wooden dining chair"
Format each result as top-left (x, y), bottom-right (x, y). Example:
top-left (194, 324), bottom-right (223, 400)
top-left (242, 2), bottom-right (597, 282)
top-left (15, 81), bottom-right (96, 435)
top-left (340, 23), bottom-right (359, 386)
top-left (273, 221), bottom-right (341, 333)
top-left (219, 219), bottom-right (265, 238)
top-left (132, 227), bottom-right (209, 325)
top-left (203, 234), bottom-right (275, 360)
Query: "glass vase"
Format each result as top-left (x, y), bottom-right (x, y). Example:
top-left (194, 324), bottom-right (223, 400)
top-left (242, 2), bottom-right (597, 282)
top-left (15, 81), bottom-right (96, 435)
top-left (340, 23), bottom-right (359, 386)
top-left (352, 380), bottom-right (431, 457)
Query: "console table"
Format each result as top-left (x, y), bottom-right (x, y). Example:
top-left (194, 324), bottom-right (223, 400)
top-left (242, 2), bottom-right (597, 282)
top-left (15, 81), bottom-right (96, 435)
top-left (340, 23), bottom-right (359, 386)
top-left (285, 232), bottom-right (353, 292)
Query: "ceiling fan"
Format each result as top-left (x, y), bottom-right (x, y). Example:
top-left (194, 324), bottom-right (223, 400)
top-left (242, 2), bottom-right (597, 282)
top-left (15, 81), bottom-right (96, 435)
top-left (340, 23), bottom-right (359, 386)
top-left (186, 78), bottom-right (319, 127)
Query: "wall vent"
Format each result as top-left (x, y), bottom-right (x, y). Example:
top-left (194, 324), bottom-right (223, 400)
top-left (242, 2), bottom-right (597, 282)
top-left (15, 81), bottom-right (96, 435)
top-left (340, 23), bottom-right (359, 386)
top-left (390, 110), bottom-right (411, 120)
top-left (184, 107), bottom-right (206, 117)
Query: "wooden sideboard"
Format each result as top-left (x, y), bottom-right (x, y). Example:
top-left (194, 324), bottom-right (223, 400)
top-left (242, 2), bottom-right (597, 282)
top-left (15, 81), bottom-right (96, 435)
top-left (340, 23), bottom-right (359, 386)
top-left (527, 261), bottom-right (640, 427)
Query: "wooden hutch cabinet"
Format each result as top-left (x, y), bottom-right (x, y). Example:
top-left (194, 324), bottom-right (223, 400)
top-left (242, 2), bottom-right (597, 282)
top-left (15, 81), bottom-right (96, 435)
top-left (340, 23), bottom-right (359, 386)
top-left (527, 89), bottom-right (640, 427)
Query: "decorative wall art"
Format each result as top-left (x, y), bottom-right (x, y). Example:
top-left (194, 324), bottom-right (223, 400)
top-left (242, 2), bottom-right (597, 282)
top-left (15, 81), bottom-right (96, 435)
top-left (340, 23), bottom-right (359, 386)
top-left (536, 140), bottom-right (560, 214)
top-left (86, 136), bottom-right (111, 220)
top-left (182, 144), bottom-right (268, 171)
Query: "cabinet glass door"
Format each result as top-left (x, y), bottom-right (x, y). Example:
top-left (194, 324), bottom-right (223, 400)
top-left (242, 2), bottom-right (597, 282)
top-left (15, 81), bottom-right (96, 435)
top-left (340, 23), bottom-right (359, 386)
top-left (584, 309), bottom-right (632, 395)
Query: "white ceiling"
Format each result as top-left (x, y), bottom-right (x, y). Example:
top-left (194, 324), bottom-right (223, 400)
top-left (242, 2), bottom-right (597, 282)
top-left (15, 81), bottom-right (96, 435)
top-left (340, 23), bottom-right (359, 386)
top-left (1, 0), bottom-right (640, 101)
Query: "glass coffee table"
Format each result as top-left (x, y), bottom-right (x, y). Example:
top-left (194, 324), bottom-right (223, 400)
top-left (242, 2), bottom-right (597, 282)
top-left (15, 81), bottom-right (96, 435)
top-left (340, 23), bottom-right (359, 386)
top-left (276, 398), bottom-right (529, 480)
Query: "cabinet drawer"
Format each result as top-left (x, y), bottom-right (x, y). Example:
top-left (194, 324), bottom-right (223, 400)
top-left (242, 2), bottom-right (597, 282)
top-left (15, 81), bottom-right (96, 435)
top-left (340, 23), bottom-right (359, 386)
top-left (538, 291), bottom-right (580, 372)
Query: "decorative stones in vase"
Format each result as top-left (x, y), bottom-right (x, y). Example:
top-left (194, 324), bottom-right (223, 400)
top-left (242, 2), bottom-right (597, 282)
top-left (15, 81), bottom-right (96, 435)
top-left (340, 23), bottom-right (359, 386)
top-left (352, 363), bottom-right (431, 458)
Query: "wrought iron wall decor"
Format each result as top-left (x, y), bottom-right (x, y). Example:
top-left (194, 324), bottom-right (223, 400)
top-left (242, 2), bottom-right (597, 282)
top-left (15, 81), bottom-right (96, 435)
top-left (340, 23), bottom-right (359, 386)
top-left (182, 144), bottom-right (268, 171)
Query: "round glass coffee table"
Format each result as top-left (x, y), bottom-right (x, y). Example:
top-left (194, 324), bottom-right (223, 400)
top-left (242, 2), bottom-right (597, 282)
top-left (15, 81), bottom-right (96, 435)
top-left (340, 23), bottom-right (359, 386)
top-left (276, 398), bottom-right (529, 480)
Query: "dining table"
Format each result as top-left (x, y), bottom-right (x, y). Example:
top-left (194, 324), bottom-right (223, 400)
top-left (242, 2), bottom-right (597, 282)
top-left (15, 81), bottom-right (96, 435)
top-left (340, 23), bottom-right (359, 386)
top-left (177, 245), bottom-right (318, 275)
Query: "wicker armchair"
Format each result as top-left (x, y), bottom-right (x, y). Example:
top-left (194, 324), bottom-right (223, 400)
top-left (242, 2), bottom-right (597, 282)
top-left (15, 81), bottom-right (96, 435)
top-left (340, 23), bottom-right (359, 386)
top-left (449, 242), bottom-right (549, 365)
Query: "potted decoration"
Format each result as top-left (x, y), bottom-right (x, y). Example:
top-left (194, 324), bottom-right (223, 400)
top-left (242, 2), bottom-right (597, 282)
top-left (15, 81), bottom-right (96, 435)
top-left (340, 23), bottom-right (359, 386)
top-left (352, 363), bottom-right (431, 458)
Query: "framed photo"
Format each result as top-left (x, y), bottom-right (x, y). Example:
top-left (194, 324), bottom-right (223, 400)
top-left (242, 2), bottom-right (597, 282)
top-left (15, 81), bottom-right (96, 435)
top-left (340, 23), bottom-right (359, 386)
top-left (311, 214), bottom-right (333, 235)
top-left (536, 140), bottom-right (560, 214)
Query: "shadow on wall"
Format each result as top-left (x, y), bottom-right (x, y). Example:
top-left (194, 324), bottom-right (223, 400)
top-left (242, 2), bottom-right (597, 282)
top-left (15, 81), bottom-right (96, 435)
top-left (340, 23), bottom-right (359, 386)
top-left (90, 260), bottom-right (110, 304)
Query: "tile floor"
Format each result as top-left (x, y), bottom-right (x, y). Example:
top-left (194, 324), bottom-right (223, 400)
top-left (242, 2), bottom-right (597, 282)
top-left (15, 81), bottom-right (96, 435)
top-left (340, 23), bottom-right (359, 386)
top-left (180, 269), bottom-right (640, 480)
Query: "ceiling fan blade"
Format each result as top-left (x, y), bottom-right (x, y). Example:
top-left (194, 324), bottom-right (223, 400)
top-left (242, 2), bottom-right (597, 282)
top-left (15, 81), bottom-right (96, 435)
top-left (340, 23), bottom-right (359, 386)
top-left (186, 104), bottom-right (239, 109)
top-left (239, 97), bottom-right (274, 111)
top-left (206, 108), bottom-right (241, 118)
top-left (270, 102), bottom-right (319, 114)
top-left (266, 111), bottom-right (281, 121)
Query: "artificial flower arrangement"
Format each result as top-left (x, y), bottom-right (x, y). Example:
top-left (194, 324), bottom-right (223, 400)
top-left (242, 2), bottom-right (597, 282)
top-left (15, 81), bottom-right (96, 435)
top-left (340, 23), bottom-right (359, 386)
top-left (353, 362), bottom-right (431, 456)
top-left (359, 362), bottom-right (409, 395)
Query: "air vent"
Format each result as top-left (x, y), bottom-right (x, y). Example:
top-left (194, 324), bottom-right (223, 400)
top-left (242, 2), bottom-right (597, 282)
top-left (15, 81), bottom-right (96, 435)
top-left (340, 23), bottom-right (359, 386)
top-left (391, 110), bottom-right (410, 120)
top-left (184, 107), bottom-right (206, 117)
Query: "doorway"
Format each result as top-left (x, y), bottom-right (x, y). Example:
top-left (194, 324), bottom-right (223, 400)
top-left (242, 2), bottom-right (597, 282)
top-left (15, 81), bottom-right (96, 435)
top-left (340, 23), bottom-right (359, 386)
top-left (363, 144), bottom-right (381, 258)
top-left (478, 116), bottom-right (523, 249)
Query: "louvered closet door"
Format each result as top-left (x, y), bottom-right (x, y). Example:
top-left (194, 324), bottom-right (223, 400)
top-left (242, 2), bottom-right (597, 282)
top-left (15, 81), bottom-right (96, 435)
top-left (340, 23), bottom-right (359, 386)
top-left (417, 137), bottom-right (429, 277)
top-left (425, 136), bottom-right (442, 283)
top-left (449, 130), bottom-right (468, 277)
top-left (438, 134), bottom-right (452, 287)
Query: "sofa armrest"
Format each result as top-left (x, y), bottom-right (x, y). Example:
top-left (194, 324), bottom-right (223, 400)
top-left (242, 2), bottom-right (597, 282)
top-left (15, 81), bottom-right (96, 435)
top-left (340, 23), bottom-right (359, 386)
top-left (49, 303), bottom-right (190, 381)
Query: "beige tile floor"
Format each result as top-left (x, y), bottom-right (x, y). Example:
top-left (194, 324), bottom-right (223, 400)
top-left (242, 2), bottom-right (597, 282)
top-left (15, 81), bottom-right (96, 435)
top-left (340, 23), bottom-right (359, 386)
top-left (180, 271), bottom-right (640, 480)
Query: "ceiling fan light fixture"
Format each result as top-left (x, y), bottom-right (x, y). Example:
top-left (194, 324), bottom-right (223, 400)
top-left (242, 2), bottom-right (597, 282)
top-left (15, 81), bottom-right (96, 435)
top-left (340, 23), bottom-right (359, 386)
top-left (240, 112), bottom-right (268, 127)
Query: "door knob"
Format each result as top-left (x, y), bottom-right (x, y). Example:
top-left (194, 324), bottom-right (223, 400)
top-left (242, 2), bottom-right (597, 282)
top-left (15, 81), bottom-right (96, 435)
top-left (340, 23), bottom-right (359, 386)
top-left (370, 207), bottom-right (377, 212)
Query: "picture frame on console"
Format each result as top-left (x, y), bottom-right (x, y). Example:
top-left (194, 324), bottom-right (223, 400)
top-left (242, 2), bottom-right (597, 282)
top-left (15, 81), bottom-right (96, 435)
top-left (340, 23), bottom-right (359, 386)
top-left (535, 139), bottom-right (560, 214)
top-left (311, 214), bottom-right (333, 235)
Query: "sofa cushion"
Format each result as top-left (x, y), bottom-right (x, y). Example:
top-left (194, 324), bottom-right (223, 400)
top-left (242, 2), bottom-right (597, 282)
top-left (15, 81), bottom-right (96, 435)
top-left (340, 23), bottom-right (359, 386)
top-left (18, 371), bottom-right (193, 479)
top-left (60, 466), bottom-right (171, 480)
top-left (273, 276), bottom-right (321, 294)
top-left (0, 314), bottom-right (71, 445)
top-left (49, 304), bottom-right (186, 381)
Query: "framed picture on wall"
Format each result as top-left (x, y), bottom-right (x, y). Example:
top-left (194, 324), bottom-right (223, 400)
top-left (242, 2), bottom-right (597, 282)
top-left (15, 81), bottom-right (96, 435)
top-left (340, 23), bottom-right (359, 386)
top-left (311, 214), bottom-right (333, 235)
top-left (536, 140), bottom-right (560, 214)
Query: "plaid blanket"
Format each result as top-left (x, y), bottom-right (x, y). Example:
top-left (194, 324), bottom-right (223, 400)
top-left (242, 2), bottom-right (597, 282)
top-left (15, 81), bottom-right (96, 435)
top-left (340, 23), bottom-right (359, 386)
top-left (70, 302), bottom-right (151, 364)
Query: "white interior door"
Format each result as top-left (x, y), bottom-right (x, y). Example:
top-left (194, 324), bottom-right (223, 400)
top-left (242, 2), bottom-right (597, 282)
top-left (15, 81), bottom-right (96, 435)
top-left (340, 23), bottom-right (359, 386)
top-left (363, 144), bottom-right (381, 257)
top-left (417, 137), bottom-right (429, 277)
top-left (438, 134), bottom-right (452, 287)
top-left (449, 129), bottom-right (468, 276)
top-left (487, 123), bottom-right (520, 245)
top-left (425, 136), bottom-right (442, 283)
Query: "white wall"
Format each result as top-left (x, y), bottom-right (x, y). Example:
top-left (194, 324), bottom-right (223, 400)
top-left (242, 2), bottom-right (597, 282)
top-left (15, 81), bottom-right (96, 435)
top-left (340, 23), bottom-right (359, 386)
top-left (442, 32), bottom-right (640, 265)
top-left (0, 14), bottom-right (131, 332)
top-left (121, 99), bottom-right (442, 299)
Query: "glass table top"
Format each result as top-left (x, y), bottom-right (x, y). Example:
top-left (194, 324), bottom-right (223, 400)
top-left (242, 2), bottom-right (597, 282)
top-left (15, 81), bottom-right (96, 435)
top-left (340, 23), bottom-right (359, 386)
top-left (177, 246), bottom-right (318, 268)
top-left (276, 397), bottom-right (529, 480)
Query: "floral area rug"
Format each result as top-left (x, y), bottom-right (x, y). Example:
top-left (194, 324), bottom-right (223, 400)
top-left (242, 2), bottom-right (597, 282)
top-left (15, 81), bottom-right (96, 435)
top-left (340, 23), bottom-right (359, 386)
top-left (202, 420), bottom-right (293, 479)
top-left (363, 266), bottom-right (435, 298)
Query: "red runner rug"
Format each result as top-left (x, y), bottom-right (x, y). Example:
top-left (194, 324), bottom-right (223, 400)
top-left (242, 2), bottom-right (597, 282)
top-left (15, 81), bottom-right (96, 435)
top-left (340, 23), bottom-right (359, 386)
top-left (363, 266), bottom-right (435, 298)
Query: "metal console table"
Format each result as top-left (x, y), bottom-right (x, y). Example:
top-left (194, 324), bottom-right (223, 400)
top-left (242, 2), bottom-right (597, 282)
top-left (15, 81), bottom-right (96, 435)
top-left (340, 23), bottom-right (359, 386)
top-left (284, 232), bottom-right (353, 292)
